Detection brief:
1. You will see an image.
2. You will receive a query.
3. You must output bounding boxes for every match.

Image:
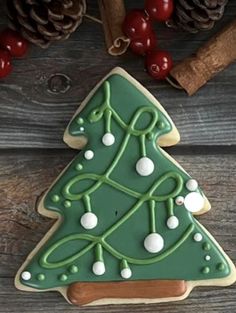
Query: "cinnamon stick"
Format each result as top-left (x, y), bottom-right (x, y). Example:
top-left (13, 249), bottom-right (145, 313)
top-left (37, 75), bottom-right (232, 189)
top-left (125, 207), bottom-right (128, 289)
top-left (98, 0), bottom-right (130, 56)
top-left (67, 280), bottom-right (187, 305)
top-left (169, 19), bottom-right (236, 95)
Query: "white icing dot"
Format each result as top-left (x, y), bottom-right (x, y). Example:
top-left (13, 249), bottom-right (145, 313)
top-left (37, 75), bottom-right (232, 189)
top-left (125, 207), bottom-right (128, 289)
top-left (80, 127), bottom-right (84, 132)
top-left (205, 255), bottom-right (211, 261)
top-left (184, 192), bottom-right (204, 213)
top-left (175, 196), bottom-right (184, 206)
top-left (136, 157), bottom-right (154, 176)
top-left (167, 216), bottom-right (179, 229)
top-left (144, 233), bottom-right (164, 253)
top-left (102, 133), bottom-right (115, 146)
top-left (84, 150), bottom-right (94, 160)
top-left (193, 233), bottom-right (203, 242)
top-left (21, 271), bottom-right (31, 281)
top-left (186, 179), bottom-right (198, 191)
top-left (80, 212), bottom-right (98, 229)
top-left (92, 261), bottom-right (105, 276)
top-left (121, 268), bottom-right (132, 279)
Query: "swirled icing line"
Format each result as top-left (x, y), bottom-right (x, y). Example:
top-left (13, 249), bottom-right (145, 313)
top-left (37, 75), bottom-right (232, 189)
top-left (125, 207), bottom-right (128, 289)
top-left (39, 81), bottom-right (192, 272)
top-left (40, 224), bottom-right (194, 269)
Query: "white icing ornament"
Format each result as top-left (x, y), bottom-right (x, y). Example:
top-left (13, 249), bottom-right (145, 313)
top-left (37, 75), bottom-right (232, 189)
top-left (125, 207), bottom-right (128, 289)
top-left (84, 150), bottom-right (94, 160)
top-left (144, 233), bottom-right (164, 253)
top-left (102, 133), bottom-right (115, 146)
top-left (79, 127), bottom-right (84, 132)
top-left (80, 212), bottom-right (98, 229)
top-left (21, 271), bottom-right (31, 281)
top-left (175, 196), bottom-right (184, 206)
top-left (205, 255), bottom-right (211, 261)
top-left (92, 261), bottom-right (105, 275)
top-left (193, 233), bottom-right (203, 242)
top-left (184, 192), bottom-right (204, 213)
top-left (167, 216), bottom-right (179, 229)
top-left (186, 179), bottom-right (198, 191)
top-left (136, 157), bottom-right (154, 176)
top-left (121, 268), bottom-right (132, 279)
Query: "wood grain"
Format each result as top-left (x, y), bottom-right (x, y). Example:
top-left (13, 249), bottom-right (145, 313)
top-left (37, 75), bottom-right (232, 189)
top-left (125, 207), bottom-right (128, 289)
top-left (0, 276), bottom-right (235, 313)
top-left (0, 151), bottom-right (235, 312)
top-left (0, 0), bottom-right (235, 312)
top-left (0, 1), bottom-right (235, 148)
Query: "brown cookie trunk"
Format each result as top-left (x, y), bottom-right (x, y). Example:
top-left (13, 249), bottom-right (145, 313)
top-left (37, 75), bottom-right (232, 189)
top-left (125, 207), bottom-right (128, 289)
top-left (67, 280), bottom-right (187, 305)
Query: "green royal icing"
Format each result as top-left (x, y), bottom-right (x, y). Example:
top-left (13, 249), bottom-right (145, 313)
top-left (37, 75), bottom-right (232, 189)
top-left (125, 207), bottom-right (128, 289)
top-left (19, 73), bottom-right (231, 290)
top-left (75, 163), bottom-right (83, 171)
top-left (51, 194), bottom-right (60, 203)
top-left (64, 200), bottom-right (72, 208)
top-left (59, 274), bottom-right (68, 282)
top-left (203, 242), bottom-right (211, 251)
top-left (69, 265), bottom-right (79, 274)
top-left (37, 274), bottom-right (45, 281)
top-left (202, 266), bottom-right (210, 274)
top-left (76, 117), bottom-right (84, 125)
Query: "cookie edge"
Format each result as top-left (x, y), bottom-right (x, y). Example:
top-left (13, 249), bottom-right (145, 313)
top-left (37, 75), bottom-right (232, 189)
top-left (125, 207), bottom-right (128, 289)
top-left (63, 67), bottom-right (180, 150)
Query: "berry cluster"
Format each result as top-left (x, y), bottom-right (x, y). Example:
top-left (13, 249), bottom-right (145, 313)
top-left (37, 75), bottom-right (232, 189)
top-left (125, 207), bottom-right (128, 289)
top-left (0, 29), bottom-right (29, 78)
top-left (123, 0), bottom-right (174, 80)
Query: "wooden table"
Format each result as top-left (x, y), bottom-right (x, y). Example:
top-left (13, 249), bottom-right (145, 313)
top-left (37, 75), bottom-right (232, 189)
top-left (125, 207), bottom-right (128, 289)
top-left (0, 1), bottom-right (235, 312)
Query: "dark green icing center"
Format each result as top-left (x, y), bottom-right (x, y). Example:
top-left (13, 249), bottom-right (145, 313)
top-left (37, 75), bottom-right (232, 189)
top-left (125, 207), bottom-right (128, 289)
top-left (20, 73), bottom-right (230, 290)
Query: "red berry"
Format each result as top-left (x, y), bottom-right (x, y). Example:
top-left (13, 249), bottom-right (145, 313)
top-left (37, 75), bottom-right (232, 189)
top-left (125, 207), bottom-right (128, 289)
top-left (123, 9), bottom-right (152, 40)
top-left (129, 31), bottom-right (157, 56)
top-left (145, 0), bottom-right (174, 22)
top-left (0, 49), bottom-right (12, 78)
top-left (145, 50), bottom-right (173, 80)
top-left (0, 29), bottom-right (29, 58)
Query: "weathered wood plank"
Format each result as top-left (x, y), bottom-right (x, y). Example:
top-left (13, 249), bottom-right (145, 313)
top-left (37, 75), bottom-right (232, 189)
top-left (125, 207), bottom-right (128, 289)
top-left (0, 0), bottom-right (235, 312)
top-left (0, 276), bottom-right (235, 313)
top-left (0, 1), bottom-right (235, 148)
top-left (0, 150), bottom-right (235, 277)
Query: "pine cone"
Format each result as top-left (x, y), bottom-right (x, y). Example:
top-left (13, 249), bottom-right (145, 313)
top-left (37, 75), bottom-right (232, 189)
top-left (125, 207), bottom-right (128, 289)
top-left (7, 0), bottom-right (86, 48)
top-left (169, 0), bottom-right (228, 33)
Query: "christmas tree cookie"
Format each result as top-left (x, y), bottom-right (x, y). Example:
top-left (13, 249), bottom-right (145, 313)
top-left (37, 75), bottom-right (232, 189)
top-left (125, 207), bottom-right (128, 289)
top-left (15, 67), bottom-right (236, 305)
